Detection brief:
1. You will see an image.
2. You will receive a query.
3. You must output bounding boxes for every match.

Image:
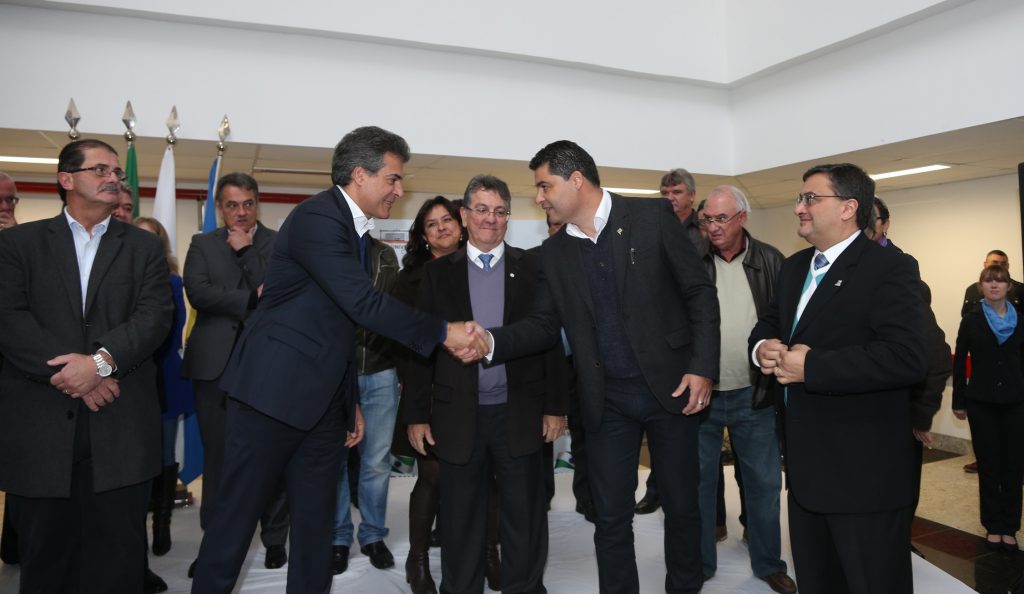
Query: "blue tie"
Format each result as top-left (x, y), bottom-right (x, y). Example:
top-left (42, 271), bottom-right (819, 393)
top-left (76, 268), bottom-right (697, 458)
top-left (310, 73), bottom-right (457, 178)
top-left (480, 254), bottom-right (493, 271)
top-left (814, 253), bottom-right (829, 270)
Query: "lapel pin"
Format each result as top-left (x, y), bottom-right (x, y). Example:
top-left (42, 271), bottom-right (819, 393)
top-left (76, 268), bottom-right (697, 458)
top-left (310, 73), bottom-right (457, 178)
top-left (509, 273), bottom-right (515, 278)
top-left (617, 228), bottom-right (623, 235)
top-left (834, 280), bottom-right (843, 287)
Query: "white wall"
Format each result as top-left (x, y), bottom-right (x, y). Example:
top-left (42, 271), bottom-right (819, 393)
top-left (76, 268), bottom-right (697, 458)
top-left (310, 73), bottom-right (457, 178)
top-left (746, 173), bottom-right (1023, 440)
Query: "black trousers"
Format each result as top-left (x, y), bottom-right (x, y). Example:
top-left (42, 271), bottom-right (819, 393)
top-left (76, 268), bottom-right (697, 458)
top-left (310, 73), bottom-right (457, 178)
top-left (788, 492), bottom-right (913, 594)
top-left (565, 361), bottom-right (593, 507)
top-left (966, 398), bottom-right (1024, 534)
top-left (193, 379), bottom-right (289, 546)
top-left (587, 378), bottom-right (701, 594)
top-left (439, 404), bottom-right (548, 594)
top-left (9, 457), bottom-right (150, 594)
top-left (191, 393), bottom-right (348, 594)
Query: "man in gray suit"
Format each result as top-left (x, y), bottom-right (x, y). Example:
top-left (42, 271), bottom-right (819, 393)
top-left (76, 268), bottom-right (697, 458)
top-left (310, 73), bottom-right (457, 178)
top-left (0, 139), bottom-right (172, 592)
top-left (181, 172), bottom-right (289, 572)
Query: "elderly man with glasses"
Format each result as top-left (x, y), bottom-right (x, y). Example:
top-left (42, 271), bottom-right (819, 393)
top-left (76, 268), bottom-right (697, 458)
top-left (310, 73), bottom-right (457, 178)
top-left (0, 172), bottom-right (18, 231)
top-left (695, 186), bottom-right (795, 593)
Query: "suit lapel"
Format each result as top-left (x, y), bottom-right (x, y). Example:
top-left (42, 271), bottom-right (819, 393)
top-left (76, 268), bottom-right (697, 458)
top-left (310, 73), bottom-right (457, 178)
top-left (48, 215), bottom-right (84, 318)
top-left (84, 221), bottom-right (125, 316)
top-left (448, 249), bottom-right (475, 321)
top-left (503, 244), bottom-right (519, 324)
top-left (791, 236), bottom-right (867, 341)
top-left (608, 195), bottom-right (630, 305)
top-left (553, 231), bottom-right (596, 322)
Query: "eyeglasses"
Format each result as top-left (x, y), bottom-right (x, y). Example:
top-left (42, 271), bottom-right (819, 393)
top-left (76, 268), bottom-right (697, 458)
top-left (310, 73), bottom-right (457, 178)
top-left (66, 165), bottom-right (128, 181)
top-left (465, 205), bottom-right (510, 218)
top-left (698, 211), bottom-right (742, 228)
top-left (222, 200), bottom-right (256, 211)
top-left (795, 192), bottom-right (848, 207)
top-left (0, 196), bottom-right (19, 206)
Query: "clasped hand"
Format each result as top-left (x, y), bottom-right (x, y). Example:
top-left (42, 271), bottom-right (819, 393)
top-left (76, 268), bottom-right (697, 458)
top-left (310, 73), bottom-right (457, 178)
top-left (756, 339), bottom-right (809, 384)
top-left (443, 321), bottom-right (491, 363)
top-left (48, 353), bottom-right (120, 412)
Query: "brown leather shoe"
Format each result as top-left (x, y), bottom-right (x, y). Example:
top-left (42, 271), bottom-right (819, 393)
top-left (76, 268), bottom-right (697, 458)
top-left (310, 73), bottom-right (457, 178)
top-left (964, 461), bottom-right (978, 473)
top-left (715, 525), bottom-right (728, 542)
top-left (760, 572), bottom-right (797, 594)
top-left (485, 543), bottom-right (501, 591)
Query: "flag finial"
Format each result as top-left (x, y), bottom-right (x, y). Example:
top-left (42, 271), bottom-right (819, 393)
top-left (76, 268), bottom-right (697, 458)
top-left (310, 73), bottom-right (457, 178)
top-left (65, 98), bottom-right (80, 139)
top-left (166, 106), bottom-right (180, 145)
top-left (217, 115), bottom-right (230, 155)
top-left (122, 101), bottom-right (137, 143)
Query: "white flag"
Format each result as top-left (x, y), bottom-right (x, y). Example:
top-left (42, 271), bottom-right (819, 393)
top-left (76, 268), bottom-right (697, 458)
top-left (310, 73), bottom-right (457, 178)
top-left (153, 144), bottom-right (177, 256)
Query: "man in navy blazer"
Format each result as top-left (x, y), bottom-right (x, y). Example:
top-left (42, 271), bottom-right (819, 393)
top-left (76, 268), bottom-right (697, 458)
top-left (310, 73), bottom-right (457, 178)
top-left (749, 163), bottom-right (927, 594)
top-left (191, 126), bottom-right (487, 594)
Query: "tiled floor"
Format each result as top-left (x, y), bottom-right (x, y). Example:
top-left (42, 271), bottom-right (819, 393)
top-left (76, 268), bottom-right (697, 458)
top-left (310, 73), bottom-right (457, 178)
top-left (912, 451), bottom-right (1024, 593)
top-left (1, 449), bottom-right (1021, 592)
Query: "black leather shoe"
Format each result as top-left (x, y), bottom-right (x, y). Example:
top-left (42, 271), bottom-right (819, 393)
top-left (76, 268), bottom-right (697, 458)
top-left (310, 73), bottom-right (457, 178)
top-left (187, 559), bottom-right (197, 578)
top-left (361, 541), bottom-right (396, 569)
top-left (575, 501), bottom-right (596, 523)
top-left (634, 492), bottom-right (661, 515)
top-left (144, 567), bottom-right (168, 593)
top-left (332, 545), bottom-right (350, 575)
top-left (264, 544), bottom-right (288, 569)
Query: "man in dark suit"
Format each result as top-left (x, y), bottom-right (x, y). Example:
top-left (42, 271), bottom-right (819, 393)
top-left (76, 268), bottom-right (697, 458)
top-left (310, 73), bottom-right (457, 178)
top-left (483, 140), bottom-right (720, 594)
top-left (406, 174), bottom-right (568, 594)
top-left (190, 126), bottom-right (486, 594)
top-left (181, 172), bottom-right (289, 572)
top-left (0, 139), bottom-right (172, 592)
top-left (749, 163), bottom-right (928, 594)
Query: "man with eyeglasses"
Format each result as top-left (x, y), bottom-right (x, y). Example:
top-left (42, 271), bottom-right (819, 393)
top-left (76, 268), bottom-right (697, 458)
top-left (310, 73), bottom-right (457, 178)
top-left (0, 172), bottom-right (18, 230)
top-left (405, 174), bottom-right (567, 594)
top-left (180, 172), bottom-right (290, 576)
top-left (749, 163), bottom-right (927, 594)
top-left (0, 138), bottom-right (172, 592)
top-left (694, 186), bottom-right (794, 593)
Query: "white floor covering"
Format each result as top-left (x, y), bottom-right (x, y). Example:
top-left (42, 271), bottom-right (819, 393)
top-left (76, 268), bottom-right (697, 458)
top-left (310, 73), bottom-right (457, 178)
top-left (0, 469), bottom-right (974, 593)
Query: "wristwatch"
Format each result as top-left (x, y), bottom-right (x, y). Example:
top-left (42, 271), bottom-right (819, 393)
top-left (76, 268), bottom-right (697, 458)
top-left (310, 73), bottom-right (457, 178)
top-left (92, 352), bottom-right (113, 377)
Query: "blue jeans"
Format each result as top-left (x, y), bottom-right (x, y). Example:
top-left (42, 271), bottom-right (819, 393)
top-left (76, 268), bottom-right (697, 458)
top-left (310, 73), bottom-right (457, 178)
top-left (333, 368), bottom-right (400, 546)
top-left (698, 386), bottom-right (786, 578)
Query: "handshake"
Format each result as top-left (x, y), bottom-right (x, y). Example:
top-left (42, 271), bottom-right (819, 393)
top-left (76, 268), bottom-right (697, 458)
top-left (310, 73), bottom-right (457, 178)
top-left (443, 321), bottom-right (493, 363)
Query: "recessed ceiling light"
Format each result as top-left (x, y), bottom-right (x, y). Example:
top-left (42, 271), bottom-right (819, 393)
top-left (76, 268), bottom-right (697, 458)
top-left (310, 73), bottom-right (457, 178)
top-left (869, 164), bottom-right (950, 181)
top-left (605, 187), bottom-right (660, 195)
top-left (0, 155), bottom-right (59, 165)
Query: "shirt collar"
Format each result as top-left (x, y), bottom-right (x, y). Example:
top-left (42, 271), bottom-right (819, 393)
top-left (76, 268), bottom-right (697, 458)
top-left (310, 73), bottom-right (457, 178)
top-left (466, 241), bottom-right (505, 269)
top-left (565, 189), bottom-right (611, 243)
top-left (337, 185), bottom-right (375, 237)
top-left (63, 207), bottom-right (112, 238)
top-left (813, 229), bottom-right (861, 274)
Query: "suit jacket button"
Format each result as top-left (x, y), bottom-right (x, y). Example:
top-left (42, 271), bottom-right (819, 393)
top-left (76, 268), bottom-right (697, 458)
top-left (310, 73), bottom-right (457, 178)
top-left (66, 411), bottom-right (74, 419)
top-left (594, 361), bottom-right (601, 367)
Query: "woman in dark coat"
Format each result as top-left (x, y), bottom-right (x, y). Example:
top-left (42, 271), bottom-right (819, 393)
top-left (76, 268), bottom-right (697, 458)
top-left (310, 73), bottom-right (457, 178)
top-left (953, 264), bottom-right (1024, 553)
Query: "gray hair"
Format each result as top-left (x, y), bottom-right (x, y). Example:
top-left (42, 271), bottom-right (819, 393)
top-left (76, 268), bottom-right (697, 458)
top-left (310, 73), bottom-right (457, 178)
top-left (463, 174), bottom-right (511, 209)
top-left (331, 126), bottom-right (410, 187)
top-left (660, 168), bottom-right (696, 194)
top-left (708, 185), bottom-right (750, 214)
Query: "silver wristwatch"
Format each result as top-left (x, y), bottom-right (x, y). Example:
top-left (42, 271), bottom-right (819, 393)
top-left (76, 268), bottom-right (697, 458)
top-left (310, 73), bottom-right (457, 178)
top-left (92, 352), bottom-right (113, 377)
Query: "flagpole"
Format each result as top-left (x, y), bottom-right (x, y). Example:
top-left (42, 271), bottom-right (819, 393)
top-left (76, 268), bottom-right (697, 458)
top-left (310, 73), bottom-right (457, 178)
top-left (122, 101), bottom-right (140, 219)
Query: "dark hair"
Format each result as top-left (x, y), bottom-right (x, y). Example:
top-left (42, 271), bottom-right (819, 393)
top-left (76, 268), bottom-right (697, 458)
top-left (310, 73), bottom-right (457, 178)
top-left (331, 126), bottom-right (410, 187)
top-left (979, 264), bottom-right (1011, 285)
top-left (463, 174), bottom-right (511, 209)
top-left (56, 139), bottom-right (119, 201)
top-left (802, 163), bottom-right (875, 230)
top-left (987, 249), bottom-right (1009, 260)
top-left (402, 196), bottom-right (465, 269)
top-left (660, 168), bottom-right (696, 194)
top-left (873, 196), bottom-right (890, 222)
top-left (215, 172), bottom-right (259, 204)
top-left (529, 140), bottom-right (600, 187)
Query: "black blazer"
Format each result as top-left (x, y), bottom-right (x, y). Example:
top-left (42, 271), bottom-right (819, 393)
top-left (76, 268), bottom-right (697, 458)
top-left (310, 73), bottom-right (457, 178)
top-left (219, 187), bottom-right (443, 431)
top-left (0, 215), bottom-right (172, 496)
top-left (952, 307), bottom-right (1024, 409)
top-left (748, 233), bottom-right (927, 514)
top-left (402, 246), bottom-right (568, 464)
top-left (181, 222), bottom-right (276, 381)
top-left (490, 195), bottom-right (720, 433)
